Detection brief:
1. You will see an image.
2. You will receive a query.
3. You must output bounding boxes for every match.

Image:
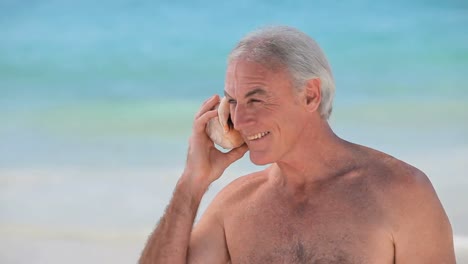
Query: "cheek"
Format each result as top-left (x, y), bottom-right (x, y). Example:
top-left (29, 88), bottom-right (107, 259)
top-left (257, 101), bottom-right (281, 118)
top-left (251, 102), bottom-right (294, 128)
top-left (278, 107), bottom-right (306, 134)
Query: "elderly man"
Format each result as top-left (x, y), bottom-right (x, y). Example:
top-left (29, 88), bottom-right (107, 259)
top-left (140, 26), bottom-right (455, 263)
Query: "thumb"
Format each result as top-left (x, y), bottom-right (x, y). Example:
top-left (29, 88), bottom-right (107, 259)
top-left (225, 144), bottom-right (249, 164)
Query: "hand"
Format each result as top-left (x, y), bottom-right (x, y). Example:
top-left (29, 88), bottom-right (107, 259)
top-left (182, 95), bottom-right (248, 194)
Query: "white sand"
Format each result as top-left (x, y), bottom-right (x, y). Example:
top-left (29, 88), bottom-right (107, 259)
top-left (1, 159), bottom-right (467, 263)
top-left (0, 237), bottom-right (143, 264)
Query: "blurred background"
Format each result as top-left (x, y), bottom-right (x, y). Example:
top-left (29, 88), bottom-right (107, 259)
top-left (1, 0), bottom-right (467, 263)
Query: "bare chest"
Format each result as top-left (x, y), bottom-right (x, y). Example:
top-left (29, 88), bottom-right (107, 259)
top-left (224, 184), bottom-right (394, 264)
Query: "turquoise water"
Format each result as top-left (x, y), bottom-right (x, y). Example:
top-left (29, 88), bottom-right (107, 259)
top-left (1, 0), bottom-right (467, 102)
top-left (1, 1), bottom-right (467, 263)
top-left (1, 0), bottom-right (467, 166)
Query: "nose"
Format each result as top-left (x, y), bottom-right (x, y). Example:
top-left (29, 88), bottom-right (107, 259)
top-left (231, 103), bottom-right (256, 131)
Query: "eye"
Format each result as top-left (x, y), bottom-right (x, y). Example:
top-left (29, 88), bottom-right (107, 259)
top-left (248, 99), bottom-right (261, 104)
top-left (228, 99), bottom-right (237, 104)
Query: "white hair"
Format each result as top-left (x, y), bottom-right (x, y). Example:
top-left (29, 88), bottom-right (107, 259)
top-left (228, 26), bottom-right (335, 119)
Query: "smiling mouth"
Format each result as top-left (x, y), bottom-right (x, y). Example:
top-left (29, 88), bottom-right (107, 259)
top-left (246, 131), bottom-right (270, 141)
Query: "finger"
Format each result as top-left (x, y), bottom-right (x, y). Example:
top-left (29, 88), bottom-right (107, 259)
top-left (193, 109), bottom-right (218, 133)
top-left (195, 95), bottom-right (220, 119)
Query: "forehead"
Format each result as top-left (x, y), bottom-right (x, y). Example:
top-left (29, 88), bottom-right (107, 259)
top-left (224, 59), bottom-right (293, 97)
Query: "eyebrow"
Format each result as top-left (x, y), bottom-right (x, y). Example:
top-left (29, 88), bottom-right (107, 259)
top-left (224, 87), bottom-right (268, 99)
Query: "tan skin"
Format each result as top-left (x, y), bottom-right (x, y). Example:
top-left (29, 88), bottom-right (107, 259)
top-left (139, 60), bottom-right (455, 264)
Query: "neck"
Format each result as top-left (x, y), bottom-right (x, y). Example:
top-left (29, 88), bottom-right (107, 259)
top-left (268, 118), bottom-right (352, 196)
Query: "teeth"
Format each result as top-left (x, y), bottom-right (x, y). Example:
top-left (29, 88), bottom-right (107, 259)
top-left (247, 131), bottom-right (269, 141)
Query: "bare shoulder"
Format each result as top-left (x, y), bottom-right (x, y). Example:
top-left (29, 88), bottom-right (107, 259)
top-left (187, 172), bottom-right (269, 263)
top-left (371, 151), bottom-right (449, 225)
top-left (355, 144), bottom-right (435, 196)
top-left (208, 169), bottom-right (269, 212)
top-left (379, 155), bottom-right (442, 219)
top-left (349, 144), bottom-right (446, 220)
top-left (356, 145), bottom-right (454, 256)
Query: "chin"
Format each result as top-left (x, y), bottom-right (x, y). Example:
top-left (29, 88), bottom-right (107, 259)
top-left (249, 151), bottom-right (275, 166)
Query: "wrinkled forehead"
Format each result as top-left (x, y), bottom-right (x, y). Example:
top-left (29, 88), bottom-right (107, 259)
top-left (225, 59), bottom-right (272, 77)
top-left (224, 59), bottom-right (292, 97)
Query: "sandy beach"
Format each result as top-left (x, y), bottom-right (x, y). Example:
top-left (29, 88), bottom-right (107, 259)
top-left (1, 164), bottom-right (467, 263)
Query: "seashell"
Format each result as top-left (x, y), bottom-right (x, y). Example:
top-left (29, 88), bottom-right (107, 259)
top-left (205, 97), bottom-right (244, 149)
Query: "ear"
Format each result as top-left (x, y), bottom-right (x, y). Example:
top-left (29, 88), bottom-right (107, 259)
top-left (304, 78), bottom-right (321, 112)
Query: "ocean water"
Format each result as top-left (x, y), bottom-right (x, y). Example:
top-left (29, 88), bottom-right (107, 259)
top-left (1, 0), bottom-right (467, 263)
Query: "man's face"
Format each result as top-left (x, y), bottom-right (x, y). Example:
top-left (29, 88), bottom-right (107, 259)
top-left (224, 59), bottom-right (309, 165)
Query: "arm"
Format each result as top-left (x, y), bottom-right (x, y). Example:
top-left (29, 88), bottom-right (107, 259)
top-left (187, 191), bottom-right (231, 264)
top-left (393, 171), bottom-right (456, 264)
top-left (139, 95), bottom-right (248, 264)
top-left (139, 176), bottom-right (205, 264)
